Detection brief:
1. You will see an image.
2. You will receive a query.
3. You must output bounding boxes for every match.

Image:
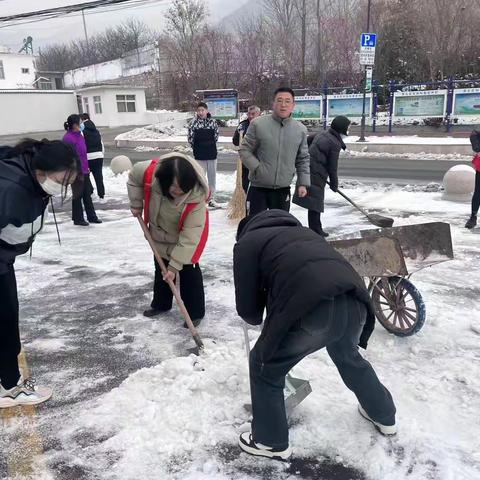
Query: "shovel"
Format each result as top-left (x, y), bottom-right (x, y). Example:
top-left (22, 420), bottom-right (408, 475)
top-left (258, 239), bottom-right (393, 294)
top-left (242, 324), bottom-right (312, 415)
top-left (323, 178), bottom-right (394, 228)
top-left (137, 217), bottom-right (204, 354)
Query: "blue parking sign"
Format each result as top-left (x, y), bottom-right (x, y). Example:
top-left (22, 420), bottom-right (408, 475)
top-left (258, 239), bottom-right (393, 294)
top-left (361, 33), bottom-right (377, 48)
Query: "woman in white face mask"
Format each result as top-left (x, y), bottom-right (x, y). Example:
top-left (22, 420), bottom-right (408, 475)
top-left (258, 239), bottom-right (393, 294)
top-left (0, 138), bottom-right (80, 408)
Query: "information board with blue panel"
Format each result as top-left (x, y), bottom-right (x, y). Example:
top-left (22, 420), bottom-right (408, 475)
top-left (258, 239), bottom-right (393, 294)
top-left (393, 90), bottom-right (447, 118)
top-left (293, 96), bottom-right (323, 120)
top-left (453, 88), bottom-right (480, 116)
top-left (327, 94), bottom-right (372, 119)
top-left (203, 90), bottom-right (238, 120)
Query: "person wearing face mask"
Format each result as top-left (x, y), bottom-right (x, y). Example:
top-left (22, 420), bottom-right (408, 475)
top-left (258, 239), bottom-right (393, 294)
top-left (63, 114), bottom-right (102, 226)
top-left (0, 139), bottom-right (81, 408)
top-left (127, 153), bottom-right (209, 325)
top-left (293, 115), bottom-right (351, 237)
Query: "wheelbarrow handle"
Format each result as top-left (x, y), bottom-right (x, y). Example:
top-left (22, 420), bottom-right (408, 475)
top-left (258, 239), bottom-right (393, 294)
top-left (137, 217), bottom-right (204, 351)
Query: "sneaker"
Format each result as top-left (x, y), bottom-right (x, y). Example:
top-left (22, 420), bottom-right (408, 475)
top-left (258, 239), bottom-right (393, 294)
top-left (238, 432), bottom-right (292, 460)
top-left (465, 215), bottom-right (477, 229)
top-left (143, 308), bottom-right (170, 318)
top-left (182, 317), bottom-right (202, 328)
top-left (73, 220), bottom-right (89, 226)
top-left (358, 405), bottom-right (397, 436)
top-left (0, 378), bottom-right (52, 408)
top-left (88, 218), bottom-right (103, 224)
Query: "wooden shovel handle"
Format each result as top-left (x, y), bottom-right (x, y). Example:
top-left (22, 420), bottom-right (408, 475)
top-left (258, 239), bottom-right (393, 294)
top-left (137, 217), bottom-right (204, 350)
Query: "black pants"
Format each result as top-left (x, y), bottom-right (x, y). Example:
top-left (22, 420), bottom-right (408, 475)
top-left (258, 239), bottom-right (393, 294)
top-left (242, 166), bottom-right (250, 194)
top-left (246, 186), bottom-right (291, 217)
top-left (0, 265), bottom-right (21, 390)
top-left (308, 210), bottom-right (324, 234)
top-left (88, 158), bottom-right (105, 198)
top-left (152, 258), bottom-right (205, 321)
top-left (472, 170), bottom-right (480, 215)
top-left (249, 294), bottom-right (396, 450)
top-left (72, 174), bottom-right (98, 223)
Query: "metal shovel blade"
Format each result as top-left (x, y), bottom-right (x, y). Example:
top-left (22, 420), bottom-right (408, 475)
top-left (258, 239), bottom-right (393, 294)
top-left (285, 376), bottom-right (312, 414)
top-left (244, 375), bottom-right (312, 415)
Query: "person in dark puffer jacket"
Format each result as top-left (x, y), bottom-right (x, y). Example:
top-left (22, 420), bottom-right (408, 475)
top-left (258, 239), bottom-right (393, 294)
top-left (80, 113), bottom-right (105, 199)
top-left (293, 115), bottom-right (351, 237)
top-left (234, 210), bottom-right (396, 460)
top-left (188, 102), bottom-right (219, 207)
top-left (465, 127), bottom-right (480, 229)
top-left (0, 139), bottom-right (81, 408)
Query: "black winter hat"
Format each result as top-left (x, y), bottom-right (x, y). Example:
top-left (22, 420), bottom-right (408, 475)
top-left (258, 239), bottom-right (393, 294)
top-left (331, 116), bottom-right (351, 135)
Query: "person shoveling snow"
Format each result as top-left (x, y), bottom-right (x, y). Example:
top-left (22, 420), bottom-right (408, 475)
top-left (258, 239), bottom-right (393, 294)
top-left (233, 210), bottom-right (397, 460)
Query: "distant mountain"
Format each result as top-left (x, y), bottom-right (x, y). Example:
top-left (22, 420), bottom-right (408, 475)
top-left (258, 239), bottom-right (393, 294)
top-left (216, 0), bottom-right (265, 31)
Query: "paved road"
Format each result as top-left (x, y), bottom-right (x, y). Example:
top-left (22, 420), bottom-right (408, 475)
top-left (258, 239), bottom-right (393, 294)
top-left (0, 126), bottom-right (470, 184)
top-left (103, 146), bottom-right (469, 184)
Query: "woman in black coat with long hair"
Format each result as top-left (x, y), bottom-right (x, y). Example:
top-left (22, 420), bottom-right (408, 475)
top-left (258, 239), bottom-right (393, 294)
top-left (0, 139), bottom-right (81, 408)
top-left (293, 116), bottom-right (351, 237)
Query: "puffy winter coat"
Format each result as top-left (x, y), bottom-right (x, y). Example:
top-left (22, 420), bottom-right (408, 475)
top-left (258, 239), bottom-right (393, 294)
top-left (63, 130), bottom-right (89, 174)
top-left (470, 128), bottom-right (480, 153)
top-left (82, 120), bottom-right (104, 160)
top-left (0, 151), bottom-right (49, 274)
top-left (239, 113), bottom-right (310, 189)
top-left (188, 114), bottom-right (219, 161)
top-left (127, 152), bottom-right (209, 272)
top-left (233, 210), bottom-right (375, 362)
top-left (293, 128), bottom-right (345, 212)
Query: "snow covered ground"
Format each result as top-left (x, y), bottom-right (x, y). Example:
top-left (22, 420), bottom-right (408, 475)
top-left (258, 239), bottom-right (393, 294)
top-left (2, 170), bottom-right (480, 480)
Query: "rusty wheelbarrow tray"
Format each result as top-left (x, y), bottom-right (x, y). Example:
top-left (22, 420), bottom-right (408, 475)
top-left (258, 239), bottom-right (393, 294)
top-left (330, 222), bottom-right (454, 336)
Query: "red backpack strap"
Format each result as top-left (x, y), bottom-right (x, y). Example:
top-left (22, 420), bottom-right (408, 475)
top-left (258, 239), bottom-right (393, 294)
top-left (178, 203), bottom-right (210, 264)
top-left (143, 159), bottom-right (159, 224)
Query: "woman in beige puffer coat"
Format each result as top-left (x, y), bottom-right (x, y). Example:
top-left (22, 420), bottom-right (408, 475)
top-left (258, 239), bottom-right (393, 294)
top-left (127, 152), bottom-right (209, 325)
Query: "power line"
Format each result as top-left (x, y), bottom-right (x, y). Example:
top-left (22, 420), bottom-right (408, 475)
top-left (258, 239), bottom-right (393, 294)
top-left (0, 0), bottom-right (167, 28)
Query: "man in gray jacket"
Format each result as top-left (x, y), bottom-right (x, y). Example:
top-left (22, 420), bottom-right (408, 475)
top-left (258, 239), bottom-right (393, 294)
top-left (239, 87), bottom-right (310, 216)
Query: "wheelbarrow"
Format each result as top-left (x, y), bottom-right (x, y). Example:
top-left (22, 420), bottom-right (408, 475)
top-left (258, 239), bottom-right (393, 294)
top-left (330, 222), bottom-right (454, 336)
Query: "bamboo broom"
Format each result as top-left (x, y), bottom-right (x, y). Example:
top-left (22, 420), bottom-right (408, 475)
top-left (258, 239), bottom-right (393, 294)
top-left (227, 132), bottom-right (246, 221)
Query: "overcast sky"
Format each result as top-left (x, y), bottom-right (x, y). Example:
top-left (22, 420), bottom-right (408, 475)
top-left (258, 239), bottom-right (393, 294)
top-left (0, 0), bottom-right (248, 52)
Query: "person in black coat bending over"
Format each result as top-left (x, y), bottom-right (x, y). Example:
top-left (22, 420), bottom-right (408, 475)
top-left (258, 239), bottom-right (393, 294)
top-left (232, 105), bottom-right (261, 193)
top-left (234, 210), bottom-right (396, 460)
top-left (293, 115), bottom-right (351, 237)
top-left (80, 113), bottom-right (105, 199)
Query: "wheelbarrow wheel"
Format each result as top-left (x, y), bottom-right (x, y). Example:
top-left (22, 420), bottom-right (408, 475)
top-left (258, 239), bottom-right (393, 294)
top-left (371, 276), bottom-right (426, 336)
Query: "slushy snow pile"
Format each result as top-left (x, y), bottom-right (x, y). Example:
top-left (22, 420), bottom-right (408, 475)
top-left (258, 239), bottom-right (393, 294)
top-left (4, 170), bottom-right (480, 480)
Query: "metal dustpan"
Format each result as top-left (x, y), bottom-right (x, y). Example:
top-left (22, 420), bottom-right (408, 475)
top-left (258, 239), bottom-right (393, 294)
top-left (242, 325), bottom-right (312, 415)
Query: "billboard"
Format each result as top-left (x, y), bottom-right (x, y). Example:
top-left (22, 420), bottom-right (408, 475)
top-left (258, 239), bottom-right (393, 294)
top-left (202, 90), bottom-right (238, 120)
top-left (327, 94), bottom-right (372, 118)
top-left (293, 96), bottom-right (323, 120)
top-left (453, 88), bottom-right (480, 116)
top-left (393, 90), bottom-right (447, 118)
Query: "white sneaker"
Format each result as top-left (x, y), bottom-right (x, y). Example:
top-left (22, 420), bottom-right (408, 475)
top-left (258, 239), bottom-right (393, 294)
top-left (358, 405), bottom-right (397, 436)
top-left (239, 431), bottom-right (292, 460)
top-left (0, 378), bottom-right (52, 408)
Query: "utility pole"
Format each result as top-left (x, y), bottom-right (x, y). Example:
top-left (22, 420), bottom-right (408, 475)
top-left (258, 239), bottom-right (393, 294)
top-left (358, 0), bottom-right (372, 142)
top-left (81, 9), bottom-right (89, 47)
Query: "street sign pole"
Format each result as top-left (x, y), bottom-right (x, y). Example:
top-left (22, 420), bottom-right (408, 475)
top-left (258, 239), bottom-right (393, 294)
top-left (358, 0), bottom-right (372, 142)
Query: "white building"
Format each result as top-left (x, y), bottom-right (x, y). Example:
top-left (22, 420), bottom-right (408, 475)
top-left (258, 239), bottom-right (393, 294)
top-left (0, 89), bottom-right (77, 135)
top-left (77, 85), bottom-right (149, 127)
top-left (0, 51), bottom-right (37, 89)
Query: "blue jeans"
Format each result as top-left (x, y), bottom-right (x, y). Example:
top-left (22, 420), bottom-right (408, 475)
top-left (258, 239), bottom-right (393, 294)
top-left (249, 294), bottom-right (396, 449)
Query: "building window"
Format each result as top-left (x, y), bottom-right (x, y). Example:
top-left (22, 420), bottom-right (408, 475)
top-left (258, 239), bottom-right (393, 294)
top-left (116, 94), bottom-right (136, 113)
top-left (38, 79), bottom-right (53, 90)
top-left (93, 96), bottom-right (102, 114)
top-left (83, 97), bottom-right (90, 114)
top-left (21, 68), bottom-right (30, 74)
top-left (0, 60), bottom-right (4, 79)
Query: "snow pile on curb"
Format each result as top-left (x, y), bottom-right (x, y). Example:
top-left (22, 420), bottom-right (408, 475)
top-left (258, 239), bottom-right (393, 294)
top-left (343, 149), bottom-right (472, 162)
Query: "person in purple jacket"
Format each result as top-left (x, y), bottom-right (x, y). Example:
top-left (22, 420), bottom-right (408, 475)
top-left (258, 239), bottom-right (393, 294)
top-left (63, 114), bottom-right (101, 226)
